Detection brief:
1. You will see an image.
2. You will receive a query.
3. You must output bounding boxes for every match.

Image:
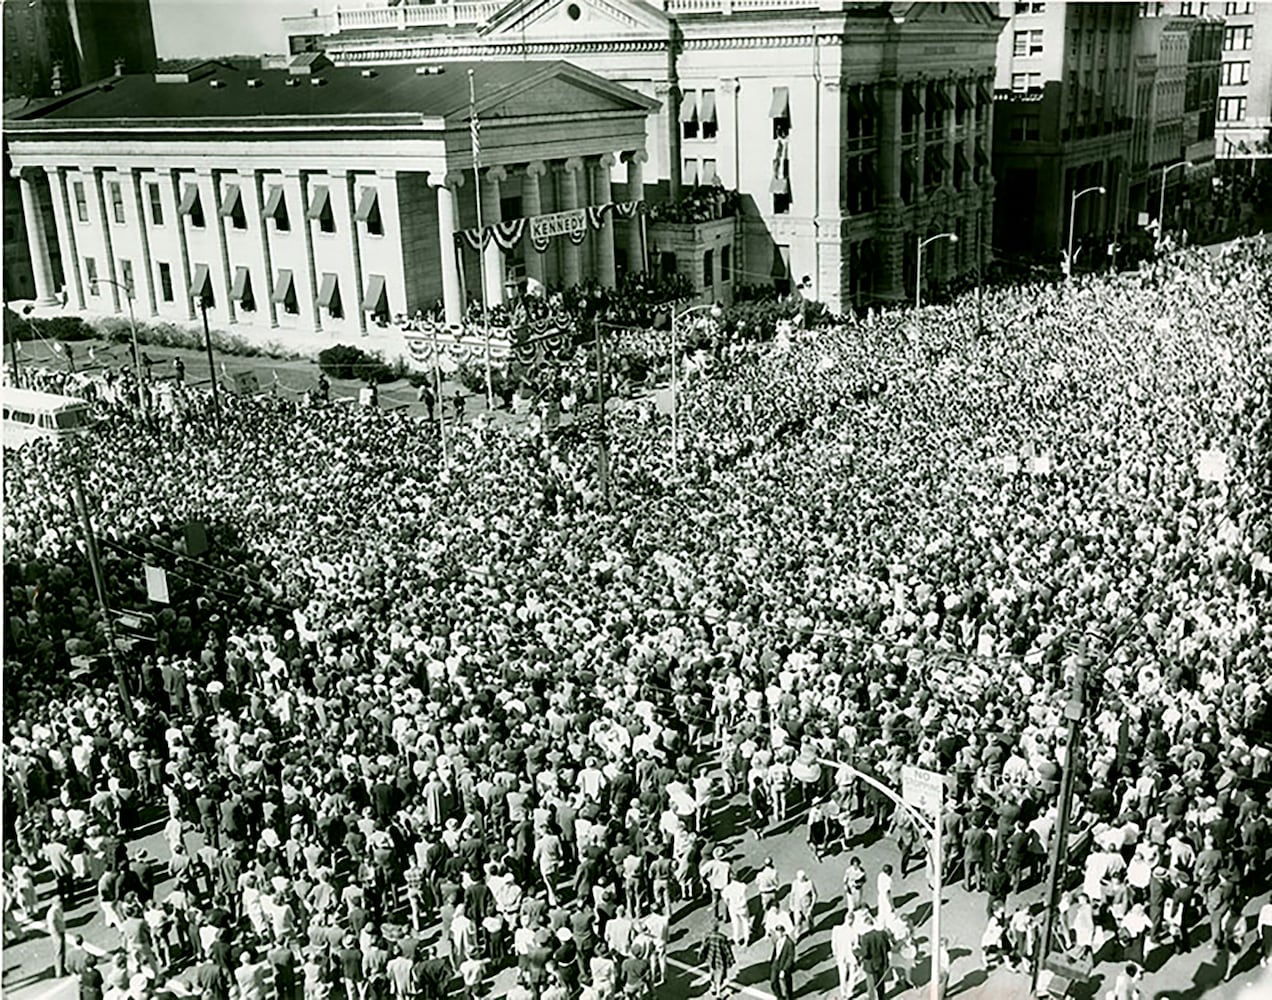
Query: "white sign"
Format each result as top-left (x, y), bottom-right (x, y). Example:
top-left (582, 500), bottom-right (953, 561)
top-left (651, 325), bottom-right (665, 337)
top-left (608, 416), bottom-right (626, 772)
top-left (1197, 449), bottom-right (1228, 483)
top-left (1030, 454), bottom-right (1053, 476)
top-left (901, 764), bottom-right (943, 822)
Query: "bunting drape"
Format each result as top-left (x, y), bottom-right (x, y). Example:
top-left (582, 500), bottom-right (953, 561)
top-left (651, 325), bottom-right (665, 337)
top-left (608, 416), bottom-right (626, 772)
top-left (456, 200), bottom-right (644, 253)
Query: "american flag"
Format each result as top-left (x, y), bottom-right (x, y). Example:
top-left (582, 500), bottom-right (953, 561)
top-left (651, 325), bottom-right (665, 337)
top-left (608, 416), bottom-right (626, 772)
top-left (468, 69), bottom-right (481, 168)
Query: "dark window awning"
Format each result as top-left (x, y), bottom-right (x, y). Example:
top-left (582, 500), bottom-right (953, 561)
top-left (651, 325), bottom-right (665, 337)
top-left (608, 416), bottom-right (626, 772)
top-left (355, 187), bottom-right (379, 222)
top-left (191, 263), bottom-right (212, 299)
top-left (769, 86), bottom-right (790, 118)
top-left (904, 85), bottom-right (924, 117)
top-left (933, 85), bottom-right (954, 111)
top-left (263, 185), bottom-right (286, 219)
top-left (271, 269), bottom-right (294, 304)
top-left (927, 145), bottom-right (950, 171)
top-left (955, 145), bottom-right (971, 172)
top-left (230, 266), bottom-right (251, 301)
top-left (363, 274), bottom-right (387, 313)
top-left (956, 80), bottom-right (973, 109)
top-left (306, 185), bottom-right (330, 220)
top-left (862, 85), bottom-right (880, 117)
top-left (848, 87), bottom-right (866, 116)
top-left (975, 144), bottom-right (990, 167)
top-left (178, 183), bottom-right (201, 214)
top-left (977, 78), bottom-right (994, 106)
top-left (219, 184), bottom-right (242, 217)
top-left (902, 154), bottom-right (918, 185)
top-left (699, 89), bottom-right (717, 125)
top-left (318, 273), bottom-right (339, 309)
top-left (680, 90), bottom-right (698, 123)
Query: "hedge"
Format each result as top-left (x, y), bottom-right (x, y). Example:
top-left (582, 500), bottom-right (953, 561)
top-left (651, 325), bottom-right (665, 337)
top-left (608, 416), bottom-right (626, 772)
top-left (316, 344), bottom-right (396, 384)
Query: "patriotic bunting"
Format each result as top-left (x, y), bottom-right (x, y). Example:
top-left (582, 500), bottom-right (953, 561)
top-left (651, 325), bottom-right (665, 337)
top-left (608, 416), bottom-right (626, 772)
top-left (454, 200), bottom-right (643, 253)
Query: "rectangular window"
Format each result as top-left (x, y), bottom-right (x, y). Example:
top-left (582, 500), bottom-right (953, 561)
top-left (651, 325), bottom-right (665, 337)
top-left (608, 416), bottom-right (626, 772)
top-left (1219, 96), bottom-right (1247, 121)
top-left (355, 188), bottom-right (383, 236)
top-left (1223, 61), bottom-right (1250, 86)
top-left (318, 273), bottom-right (343, 319)
top-left (770, 86), bottom-right (790, 139)
top-left (659, 252), bottom-right (677, 280)
top-left (148, 184), bottom-right (164, 226)
top-left (272, 270), bottom-right (299, 315)
top-left (73, 181), bottom-right (88, 222)
top-left (231, 267), bottom-right (256, 312)
top-left (1224, 1), bottom-right (1238, 13)
top-left (85, 257), bottom-right (98, 295)
top-left (109, 181), bottom-right (125, 224)
top-left (219, 185), bottom-right (247, 230)
top-left (771, 158), bottom-right (791, 215)
top-left (721, 245), bottom-right (731, 284)
top-left (119, 259), bottom-right (133, 296)
top-left (700, 89), bottom-right (717, 140)
top-left (1011, 73), bottom-right (1041, 93)
top-left (680, 89), bottom-right (698, 140)
top-left (703, 249), bottom-right (713, 289)
top-left (264, 185), bottom-right (290, 232)
top-left (1014, 31), bottom-right (1028, 57)
top-left (191, 263), bottom-right (214, 308)
top-left (682, 158), bottom-right (698, 188)
top-left (307, 186), bottom-right (335, 234)
top-left (1224, 25), bottom-right (1253, 50)
top-left (1180, 1), bottom-right (1194, 13)
top-left (179, 183), bottom-right (205, 228)
top-left (158, 262), bottom-right (174, 302)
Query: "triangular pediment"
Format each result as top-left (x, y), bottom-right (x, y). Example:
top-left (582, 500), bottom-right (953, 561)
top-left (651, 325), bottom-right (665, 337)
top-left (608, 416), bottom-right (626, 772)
top-left (893, 1), bottom-right (1002, 26)
top-left (481, 0), bottom-right (669, 40)
top-left (444, 60), bottom-right (658, 125)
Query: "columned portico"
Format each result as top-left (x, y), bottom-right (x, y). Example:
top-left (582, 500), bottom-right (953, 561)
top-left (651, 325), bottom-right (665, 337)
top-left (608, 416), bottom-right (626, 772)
top-left (431, 172), bottom-right (464, 325)
top-left (15, 168), bottom-right (60, 306)
top-left (88, 168), bottom-right (121, 312)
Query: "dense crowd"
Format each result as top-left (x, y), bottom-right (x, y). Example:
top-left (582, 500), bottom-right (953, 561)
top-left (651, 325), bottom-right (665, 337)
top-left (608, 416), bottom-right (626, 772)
top-left (3, 238), bottom-right (1271, 1000)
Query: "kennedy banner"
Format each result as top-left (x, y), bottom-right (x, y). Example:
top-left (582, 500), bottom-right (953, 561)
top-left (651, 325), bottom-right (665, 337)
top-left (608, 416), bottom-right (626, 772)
top-left (457, 201), bottom-right (642, 254)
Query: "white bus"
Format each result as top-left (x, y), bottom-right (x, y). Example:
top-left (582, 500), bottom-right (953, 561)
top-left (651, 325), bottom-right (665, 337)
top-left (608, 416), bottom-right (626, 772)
top-left (1, 386), bottom-right (94, 448)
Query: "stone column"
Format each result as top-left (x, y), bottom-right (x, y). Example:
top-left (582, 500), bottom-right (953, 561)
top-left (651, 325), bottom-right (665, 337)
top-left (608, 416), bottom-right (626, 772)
top-left (14, 168), bottom-right (59, 306)
top-left (592, 154), bottom-right (617, 289)
top-left (169, 170), bottom-right (196, 319)
top-left (332, 168), bottom-right (365, 334)
top-left (376, 169), bottom-right (405, 324)
top-left (522, 161), bottom-right (547, 288)
top-left (202, 168), bottom-right (236, 324)
top-left (244, 169), bottom-right (278, 328)
top-left (621, 150), bottom-right (647, 274)
top-left (717, 78), bottom-right (740, 188)
top-left (876, 78), bottom-right (905, 300)
top-left (45, 166), bottom-right (84, 309)
top-left (818, 79), bottom-right (845, 315)
top-left (559, 158), bottom-right (584, 287)
top-left (480, 164), bottom-right (506, 308)
top-left (430, 172), bottom-right (464, 325)
top-left (125, 169), bottom-right (159, 316)
top-left (89, 168), bottom-right (121, 312)
top-left (290, 170), bottom-right (321, 333)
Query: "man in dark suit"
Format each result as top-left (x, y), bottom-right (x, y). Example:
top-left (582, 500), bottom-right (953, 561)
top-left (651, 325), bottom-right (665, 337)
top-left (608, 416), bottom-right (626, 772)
top-left (769, 924), bottom-right (795, 1000)
top-left (78, 955), bottom-right (103, 1000)
top-left (858, 914), bottom-right (893, 1000)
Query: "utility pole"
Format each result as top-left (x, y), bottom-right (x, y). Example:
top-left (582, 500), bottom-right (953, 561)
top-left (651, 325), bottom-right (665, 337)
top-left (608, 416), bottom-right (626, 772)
top-left (976, 207), bottom-right (985, 338)
top-left (1032, 656), bottom-right (1087, 994)
top-left (70, 467), bottom-right (135, 723)
top-left (197, 293), bottom-right (223, 437)
top-left (594, 319), bottom-right (611, 507)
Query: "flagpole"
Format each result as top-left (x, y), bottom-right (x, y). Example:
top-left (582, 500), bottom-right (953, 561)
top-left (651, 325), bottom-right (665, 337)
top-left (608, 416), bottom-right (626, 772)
top-left (469, 68), bottom-right (495, 412)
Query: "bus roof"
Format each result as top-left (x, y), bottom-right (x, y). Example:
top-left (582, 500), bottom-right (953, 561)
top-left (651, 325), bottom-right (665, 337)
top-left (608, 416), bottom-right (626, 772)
top-left (1, 386), bottom-right (91, 411)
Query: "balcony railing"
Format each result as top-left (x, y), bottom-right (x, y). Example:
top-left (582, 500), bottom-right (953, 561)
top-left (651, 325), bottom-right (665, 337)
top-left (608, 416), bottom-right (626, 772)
top-left (303, 2), bottom-right (505, 34)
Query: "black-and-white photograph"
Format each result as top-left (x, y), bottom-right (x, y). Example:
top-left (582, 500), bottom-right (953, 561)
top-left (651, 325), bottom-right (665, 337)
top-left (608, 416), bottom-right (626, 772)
top-left (3, 2), bottom-right (1270, 1000)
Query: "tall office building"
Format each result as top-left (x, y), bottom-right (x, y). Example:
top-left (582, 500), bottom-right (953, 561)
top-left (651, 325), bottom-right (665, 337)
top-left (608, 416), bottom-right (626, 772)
top-left (1211, 0), bottom-right (1272, 160)
top-left (991, 1), bottom-right (1137, 263)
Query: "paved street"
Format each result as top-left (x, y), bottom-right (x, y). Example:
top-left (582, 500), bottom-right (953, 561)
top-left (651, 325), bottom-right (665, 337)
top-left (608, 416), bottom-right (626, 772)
top-left (5, 777), bottom-right (1270, 1000)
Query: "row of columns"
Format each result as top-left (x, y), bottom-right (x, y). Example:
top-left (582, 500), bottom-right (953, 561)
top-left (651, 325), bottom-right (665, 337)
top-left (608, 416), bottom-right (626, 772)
top-left (21, 162), bottom-right (395, 338)
top-left (431, 150), bottom-right (646, 324)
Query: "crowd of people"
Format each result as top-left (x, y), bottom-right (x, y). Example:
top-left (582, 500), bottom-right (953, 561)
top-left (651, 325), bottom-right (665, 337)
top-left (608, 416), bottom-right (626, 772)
top-left (3, 238), bottom-right (1271, 1000)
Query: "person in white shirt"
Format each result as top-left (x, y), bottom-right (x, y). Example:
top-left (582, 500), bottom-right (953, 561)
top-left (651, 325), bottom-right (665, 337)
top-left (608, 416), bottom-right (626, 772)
top-left (830, 909), bottom-right (860, 999)
top-left (721, 876), bottom-right (750, 948)
top-left (876, 864), bottom-right (895, 928)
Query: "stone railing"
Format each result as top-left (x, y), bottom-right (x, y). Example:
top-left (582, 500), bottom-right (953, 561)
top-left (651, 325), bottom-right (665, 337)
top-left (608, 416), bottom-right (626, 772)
top-left (321, 2), bottom-right (504, 33)
top-left (664, 0), bottom-right (818, 11)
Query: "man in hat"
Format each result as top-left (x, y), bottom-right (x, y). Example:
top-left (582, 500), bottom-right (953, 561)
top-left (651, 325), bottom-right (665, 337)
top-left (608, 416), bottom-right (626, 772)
top-left (702, 846), bottom-right (731, 921)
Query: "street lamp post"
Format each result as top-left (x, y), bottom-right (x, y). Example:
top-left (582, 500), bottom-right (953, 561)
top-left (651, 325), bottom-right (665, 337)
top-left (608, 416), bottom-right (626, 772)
top-left (915, 232), bottom-right (959, 312)
top-left (1066, 185), bottom-right (1106, 279)
top-left (195, 292), bottom-right (223, 438)
top-left (91, 277), bottom-right (145, 411)
top-left (670, 302), bottom-right (721, 479)
top-left (1158, 160), bottom-right (1192, 246)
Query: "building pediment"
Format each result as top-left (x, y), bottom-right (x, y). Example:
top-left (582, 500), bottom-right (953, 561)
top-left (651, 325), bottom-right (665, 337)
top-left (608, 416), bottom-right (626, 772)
top-left (480, 0), bottom-right (669, 40)
top-left (452, 60), bottom-right (659, 126)
top-left (892, 1), bottom-right (1002, 27)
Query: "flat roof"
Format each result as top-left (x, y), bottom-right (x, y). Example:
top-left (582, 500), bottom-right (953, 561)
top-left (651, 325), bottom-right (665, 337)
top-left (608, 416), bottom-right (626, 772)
top-left (1, 387), bottom-right (91, 410)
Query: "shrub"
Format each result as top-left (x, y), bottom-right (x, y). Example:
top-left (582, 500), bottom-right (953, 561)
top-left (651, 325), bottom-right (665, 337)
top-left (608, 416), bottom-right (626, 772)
top-left (2, 308), bottom-right (94, 343)
top-left (317, 344), bottom-right (395, 384)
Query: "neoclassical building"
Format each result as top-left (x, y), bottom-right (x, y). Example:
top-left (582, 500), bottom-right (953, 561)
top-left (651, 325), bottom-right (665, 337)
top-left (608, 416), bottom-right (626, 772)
top-left (281, 0), bottom-right (1005, 312)
top-left (5, 59), bottom-right (656, 332)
